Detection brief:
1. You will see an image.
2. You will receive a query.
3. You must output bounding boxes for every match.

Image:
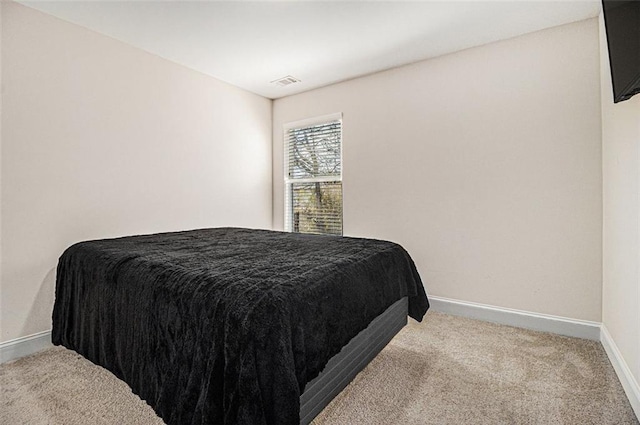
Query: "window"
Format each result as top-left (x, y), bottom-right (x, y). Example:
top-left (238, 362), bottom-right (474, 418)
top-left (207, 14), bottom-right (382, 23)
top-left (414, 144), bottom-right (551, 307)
top-left (284, 113), bottom-right (343, 236)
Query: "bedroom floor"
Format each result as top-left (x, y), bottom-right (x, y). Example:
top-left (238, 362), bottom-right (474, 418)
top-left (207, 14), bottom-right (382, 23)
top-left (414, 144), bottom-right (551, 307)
top-left (0, 311), bottom-right (637, 425)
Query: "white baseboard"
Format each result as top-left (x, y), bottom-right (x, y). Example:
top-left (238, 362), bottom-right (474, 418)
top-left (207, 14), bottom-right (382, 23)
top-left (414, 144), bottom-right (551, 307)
top-left (428, 295), bottom-right (602, 340)
top-left (0, 330), bottom-right (53, 364)
top-left (601, 325), bottom-right (640, 420)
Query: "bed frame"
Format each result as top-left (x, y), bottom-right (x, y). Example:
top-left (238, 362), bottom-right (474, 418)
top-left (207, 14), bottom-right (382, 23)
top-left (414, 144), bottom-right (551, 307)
top-left (299, 297), bottom-right (408, 424)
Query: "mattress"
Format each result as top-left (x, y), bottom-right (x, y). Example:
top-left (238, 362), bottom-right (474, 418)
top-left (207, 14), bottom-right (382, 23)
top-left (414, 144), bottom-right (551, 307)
top-left (52, 227), bottom-right (429, 425)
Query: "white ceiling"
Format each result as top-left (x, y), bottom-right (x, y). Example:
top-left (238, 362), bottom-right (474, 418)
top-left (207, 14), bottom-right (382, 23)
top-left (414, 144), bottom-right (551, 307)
top-left (20, 1), bottom-right (601, 99)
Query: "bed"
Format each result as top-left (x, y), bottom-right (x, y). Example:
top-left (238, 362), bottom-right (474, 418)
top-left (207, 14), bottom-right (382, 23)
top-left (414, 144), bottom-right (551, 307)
top-left (52, 227), bottom-right (429, 425)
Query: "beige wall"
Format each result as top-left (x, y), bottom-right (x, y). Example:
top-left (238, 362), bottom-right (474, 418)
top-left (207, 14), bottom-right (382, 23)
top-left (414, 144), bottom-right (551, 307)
top-left (0, 2), bottom-right (272, 342)
top-left (1, 2), bottom-right (613, 346)
top-left (600, 14), bottom-right (640, 391)
top-left (273, 19), bottom-right (603, 321)
top-left (0, 0), bottom-right (4, 343)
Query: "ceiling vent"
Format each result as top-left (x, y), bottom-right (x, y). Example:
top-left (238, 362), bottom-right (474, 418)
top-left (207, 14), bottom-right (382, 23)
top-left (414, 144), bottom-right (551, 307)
top-left (271, 75), bottom-right (301, 87)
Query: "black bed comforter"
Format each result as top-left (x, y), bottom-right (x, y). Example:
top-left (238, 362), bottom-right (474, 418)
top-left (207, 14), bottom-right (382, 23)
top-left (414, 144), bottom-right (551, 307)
top-left (52, 227), bottom-right (429, 425)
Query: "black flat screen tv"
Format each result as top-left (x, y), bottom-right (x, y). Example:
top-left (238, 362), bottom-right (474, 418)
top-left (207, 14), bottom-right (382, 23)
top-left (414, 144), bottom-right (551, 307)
top-left (602, 0), bottom-right (640, 103)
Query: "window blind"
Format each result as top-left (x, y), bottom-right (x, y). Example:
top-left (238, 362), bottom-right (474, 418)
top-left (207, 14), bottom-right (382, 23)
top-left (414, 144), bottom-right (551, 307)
top-left (284, 116), bottom-right (343, 236)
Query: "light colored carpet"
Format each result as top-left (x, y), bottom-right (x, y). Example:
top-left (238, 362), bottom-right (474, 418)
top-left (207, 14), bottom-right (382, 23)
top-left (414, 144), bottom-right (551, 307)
top-left (1, 311), bottom-right (637, 425)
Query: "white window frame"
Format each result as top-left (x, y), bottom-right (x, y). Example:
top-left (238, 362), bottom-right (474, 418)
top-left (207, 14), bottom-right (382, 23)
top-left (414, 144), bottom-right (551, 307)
top-left (284, 112), bottom-right (343, 234)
